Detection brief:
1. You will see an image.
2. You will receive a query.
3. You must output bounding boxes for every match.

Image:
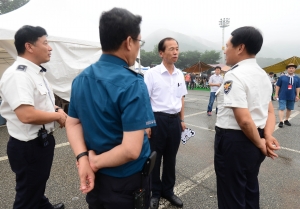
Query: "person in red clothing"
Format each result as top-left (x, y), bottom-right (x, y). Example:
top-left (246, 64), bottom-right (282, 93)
top-left (185, 73), bottom-right (191, 90)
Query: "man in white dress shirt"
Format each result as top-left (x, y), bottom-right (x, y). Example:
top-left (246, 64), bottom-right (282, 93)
top-left (144, 37), bottom-right (187, 209)
top-left (207, 66), bottom-right (223, 116)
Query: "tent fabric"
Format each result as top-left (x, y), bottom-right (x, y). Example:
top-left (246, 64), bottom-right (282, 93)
top-left (0, 36), bottom-right (101, 101)
top-left (263, 56), bottom-right (300, 74)
top-left (183, 61), bottom-right (213, 74)
top-left (0, 0), bottom-right (106, 101)
top-left (209, 64), bottom-right (230, 72)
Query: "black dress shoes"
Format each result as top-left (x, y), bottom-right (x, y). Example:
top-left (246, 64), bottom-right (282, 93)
top-left (52, 203), bottom-right (65, 209)
top-left (162, 194), bottom-right (183, 208)
top-left (150, 197), bottom-right (160, 209)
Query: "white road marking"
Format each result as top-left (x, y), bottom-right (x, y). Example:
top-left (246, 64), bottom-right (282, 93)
top-left (280, 147), bottom-right (300, 154)
top-left (159, 165), bottom-right (215, 209)
top-left (185, 111), bottom-right (207, 118)
top-left (185, 123), bottom-right (215, 132)
top-left (0, 156), bottom-right (8, 161)
top-left (185, 98), bottom-right (209, 102)
top-left (55, 142), bottom-right (70, 148)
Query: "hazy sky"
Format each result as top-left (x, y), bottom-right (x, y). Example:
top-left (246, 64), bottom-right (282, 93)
top-left (96, 0), bottom-right (300, 44)
top-left (2, 0), bottom-right (300, 45)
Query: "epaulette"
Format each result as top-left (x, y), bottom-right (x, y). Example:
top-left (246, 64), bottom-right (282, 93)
top-left (229, 64), bottom-right (239, 71)
top-left (123, 66), bottom-right (144, 77)
top-left (16, 65), bottom-right (27, 72)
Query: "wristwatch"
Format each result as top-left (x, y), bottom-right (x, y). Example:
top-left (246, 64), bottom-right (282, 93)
top-left (55, 107), bottom-right (62, 112)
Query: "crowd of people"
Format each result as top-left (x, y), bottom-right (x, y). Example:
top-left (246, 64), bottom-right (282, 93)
top-left (0, 6), bottom-right (299, 209)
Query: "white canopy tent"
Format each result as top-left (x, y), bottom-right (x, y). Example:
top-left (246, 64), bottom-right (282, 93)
top-left (0, 0), bottom-right (143, 101)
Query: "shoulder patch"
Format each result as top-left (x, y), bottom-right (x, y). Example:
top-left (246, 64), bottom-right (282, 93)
top-left (123, 66), bottom-right (144, 77)
top-left (224, 80), bottom-right (233, 94)
top-left (16, 65), bottom-right (27, 72)
top-left (229, 64), bottom-right (239, 71)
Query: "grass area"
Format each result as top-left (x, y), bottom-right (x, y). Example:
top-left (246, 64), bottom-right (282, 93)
top-left (188, 87), bottom-right (210, 91)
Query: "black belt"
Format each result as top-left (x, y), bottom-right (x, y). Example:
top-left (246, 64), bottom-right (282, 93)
top-left (154, 112), bottom-right (179, 118)
top-left (215, 126), bottom-right (263, 134)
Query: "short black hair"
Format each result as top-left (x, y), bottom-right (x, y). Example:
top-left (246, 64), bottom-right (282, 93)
top-left (14, 25), bottom-right (47, 55)
top-left (99, 7), bottom-right (142, 52)
top-left (215, 66), bottom-right (221, 70)
top-left (158, 37), bottom-right (179, 52)
top-left (230, 26), bottom-right (263, 55)
top-left (269, 72), bottom-right (274, 75)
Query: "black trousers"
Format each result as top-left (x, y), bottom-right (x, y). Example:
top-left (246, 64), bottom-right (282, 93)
top-left (214, 127), bottom-right (266, 209)
top-left (7, 135), bottom-right (55, 209)
top-left (150, 112), bottom-right (181, 198)
top-left (86, 171), bottom-right (150, 209)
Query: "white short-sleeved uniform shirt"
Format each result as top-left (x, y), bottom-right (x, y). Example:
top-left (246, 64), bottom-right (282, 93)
top-left (144, 63), bottom-right (187, 114)
top-left (0, 56), bottom-right (55, 141)
top-left (215, 58), bottom-right (272, 130)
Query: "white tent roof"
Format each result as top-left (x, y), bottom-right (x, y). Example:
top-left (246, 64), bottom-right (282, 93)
top-left (0, 0), bottom-right (109, 101)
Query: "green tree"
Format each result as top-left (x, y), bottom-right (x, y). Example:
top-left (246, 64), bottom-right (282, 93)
top-left (140, 45), bottom-right (161, 67)
top-left (0, 0), bottom-right (30, 15)
top-left (176, 50), bottom-right (201, 69)
top-left (141, 47), bottom-right (221, 69)
top-left (200, 50), bottom-right (222, 64)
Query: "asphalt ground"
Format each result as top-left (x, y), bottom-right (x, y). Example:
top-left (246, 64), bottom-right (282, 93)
top-left (0, 90), bottom-right (300, 209)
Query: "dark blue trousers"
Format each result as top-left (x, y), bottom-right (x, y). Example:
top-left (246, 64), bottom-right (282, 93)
top-left (7, 135), bottom-right (55, 209)
top-left (150, 112), bottom-right (181, 198)
top-left (214, 127), bottom-right (266, 209)
top-left (86, 171), bottom-right (150, 209)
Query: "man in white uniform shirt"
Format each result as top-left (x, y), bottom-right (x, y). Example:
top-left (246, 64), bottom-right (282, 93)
top-left (214, 26), bottom-right (280, 209)
top-left (0, 25), bottom-right (66, 209)
top-left (144, 37), bottom-right (187, 209)
top-left (207, 66), bottom-right (223, 116)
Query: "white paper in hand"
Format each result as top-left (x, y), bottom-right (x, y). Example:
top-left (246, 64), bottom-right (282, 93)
top-left (181, 128), bottom-right (196, 145)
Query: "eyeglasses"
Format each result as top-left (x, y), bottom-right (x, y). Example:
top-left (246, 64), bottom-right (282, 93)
top-left (133, 38), bottom-right (145, 47)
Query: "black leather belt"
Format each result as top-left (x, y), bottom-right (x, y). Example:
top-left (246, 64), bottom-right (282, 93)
top-left (215, 126), bottom-right (263, 134)
top-left (154, 112), bottom-right (179, 118)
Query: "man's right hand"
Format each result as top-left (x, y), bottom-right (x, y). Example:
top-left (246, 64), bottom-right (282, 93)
top-left (77, 157), bottom-right (95, 194)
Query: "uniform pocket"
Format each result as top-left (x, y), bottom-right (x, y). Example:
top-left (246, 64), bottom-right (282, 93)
top-left (36, 84), bottom-right (48, 106)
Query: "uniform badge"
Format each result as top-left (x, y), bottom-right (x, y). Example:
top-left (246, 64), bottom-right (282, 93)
top-left (224, 80), bottom-right (233, 94)
top-left (16, 65), bottom-right (27, 71)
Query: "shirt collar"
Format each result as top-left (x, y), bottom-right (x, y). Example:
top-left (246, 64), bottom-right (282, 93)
top-left (16, 56), bottom-right (45, 74)
top-left (235, 58), bottom-right (257, 67)
top-left (99, 54), bottom-right (128, 67)
top-left (159, 62), bottom-right (179, 75)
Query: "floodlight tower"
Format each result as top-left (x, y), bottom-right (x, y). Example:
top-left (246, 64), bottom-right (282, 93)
top-left (219, 18), bottom-right (230, 64)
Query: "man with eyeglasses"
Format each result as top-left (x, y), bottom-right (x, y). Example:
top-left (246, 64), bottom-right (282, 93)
top-left (144, 37), bottom-right (187, 209)
top-left (66, 8), bottom-right (156, 209)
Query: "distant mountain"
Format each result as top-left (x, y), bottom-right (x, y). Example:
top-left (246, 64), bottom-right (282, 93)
top-left (263, 41), bottom-right (300, 59)
top-left (143, 29), bottom-right (300, 61)
top-left (256, 57), bottom-right (283, 68)
top-left (143, 28), bottom-right (218, 52)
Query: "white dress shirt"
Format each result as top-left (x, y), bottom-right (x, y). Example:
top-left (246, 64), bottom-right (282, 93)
top-left (216, 58), bottom-right (272, 130)
top-left (209, 74), bottom-right (223, 92)
top-left (0, 56), bottom-right (55, 141)
top-left (144, 63), bottom-right (187, 114)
